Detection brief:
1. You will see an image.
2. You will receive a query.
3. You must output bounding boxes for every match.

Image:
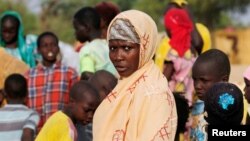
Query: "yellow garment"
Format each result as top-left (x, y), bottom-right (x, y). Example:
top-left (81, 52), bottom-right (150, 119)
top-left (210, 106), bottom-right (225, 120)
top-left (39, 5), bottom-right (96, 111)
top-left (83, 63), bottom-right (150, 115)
top-left (35, 111), bottom-right (77, 141)
top-left (171, 0), bottom-right (188, 6)
top-left (93, 10), bottom-right (177, 141)
top-left (242, 97), bottom-right (248, 124)
top-left (196, 23), bottom-right (211, 53)
top-left (155, 37), bottom-right (170, 71)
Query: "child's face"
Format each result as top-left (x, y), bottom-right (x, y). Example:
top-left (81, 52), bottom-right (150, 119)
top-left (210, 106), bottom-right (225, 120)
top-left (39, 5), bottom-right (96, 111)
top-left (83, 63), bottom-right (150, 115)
top-left (72, 93), bottom-right (100, 125)
top-left (38, 35), bottom-right (59, 63)
top-left (192, 63), bottom-right (222, 100)
top-left (1, 18), bottom-right (18, 44)
top-left (73, 19), bottom-right (89, 43)
top-left (244, 78), bottom-right (250, 103)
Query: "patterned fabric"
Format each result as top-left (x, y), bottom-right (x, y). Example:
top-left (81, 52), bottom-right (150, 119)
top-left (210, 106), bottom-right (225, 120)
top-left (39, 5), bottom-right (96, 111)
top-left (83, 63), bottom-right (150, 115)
top-left (25, 62), bottom-right (78, 129)
top-left (109, 18), bottom-right (140, 44)
top-left (36, 111), bottom-right (77, 141)
top-left (93, 10), bottom-right (177, 141)
top-left (79, 39), bottom-right (118, 77)
top-left (0, 104), bottom-right (40, 141)
top-left (0, 11), bottom-right (37, 67)
top-left (190, 100), bottom-right (207, 141)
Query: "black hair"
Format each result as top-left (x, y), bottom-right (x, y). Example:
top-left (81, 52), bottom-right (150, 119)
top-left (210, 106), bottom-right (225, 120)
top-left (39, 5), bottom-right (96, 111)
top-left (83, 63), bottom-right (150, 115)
top-left (4, 73), bottom-right (27, 99)
top-left (80, 71), bottom-right (94, 81)
top-left (204, 82), bottom-right (243, 125)
top-left (193, 49), bottom-right (230, 77)
top-left (173, 93), bottom-right (189, 134)
top-left (37, 31), bottom-right (59, 48)
top-left (89, 70), bottom-right (117, 95)
top-left (1, 15), bottom-right (20, 29)
top-left (74, 7), bottom-right (101, 30)
top-left (70, 80), bottom-right (99, 102)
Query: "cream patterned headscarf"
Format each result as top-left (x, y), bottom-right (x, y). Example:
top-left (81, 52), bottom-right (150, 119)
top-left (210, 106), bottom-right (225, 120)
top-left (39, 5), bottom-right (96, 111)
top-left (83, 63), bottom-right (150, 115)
top-left (107, 10), bottom-right (158, 69)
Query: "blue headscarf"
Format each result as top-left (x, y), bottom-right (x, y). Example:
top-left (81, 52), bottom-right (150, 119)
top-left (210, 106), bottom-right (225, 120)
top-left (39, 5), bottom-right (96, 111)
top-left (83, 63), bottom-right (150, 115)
top-left (0, 10), bottom-right (36, 67)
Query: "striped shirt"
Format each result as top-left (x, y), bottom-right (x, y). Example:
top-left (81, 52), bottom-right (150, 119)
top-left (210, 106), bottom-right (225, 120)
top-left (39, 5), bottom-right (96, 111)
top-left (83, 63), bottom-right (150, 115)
top-left (25, 62), bottom-right (78, 129)
top-left (0, 104), bottom-right (40, 141)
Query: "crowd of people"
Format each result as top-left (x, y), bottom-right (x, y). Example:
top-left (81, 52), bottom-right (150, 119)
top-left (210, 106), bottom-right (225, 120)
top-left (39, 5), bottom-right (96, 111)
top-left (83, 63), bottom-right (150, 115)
top-left (0, 0), bottom-right (249, 141)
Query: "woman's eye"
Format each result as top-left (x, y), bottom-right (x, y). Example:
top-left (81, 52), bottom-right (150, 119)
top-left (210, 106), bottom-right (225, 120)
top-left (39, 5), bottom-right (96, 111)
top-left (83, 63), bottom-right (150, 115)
top-left (109, 46), bottom-right (115, 51)
top-left (124, 46), bottom-right (131, 51)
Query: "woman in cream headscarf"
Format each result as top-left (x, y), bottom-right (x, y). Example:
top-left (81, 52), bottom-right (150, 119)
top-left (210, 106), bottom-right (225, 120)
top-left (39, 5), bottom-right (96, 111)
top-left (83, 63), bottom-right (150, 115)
top-left (93, 10), bottom-right (177, 141)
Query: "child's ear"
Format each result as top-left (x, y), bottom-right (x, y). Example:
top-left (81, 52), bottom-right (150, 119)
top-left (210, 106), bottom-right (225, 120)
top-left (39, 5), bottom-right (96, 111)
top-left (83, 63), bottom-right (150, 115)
top-left (222, 75), bottom-right (229, 82)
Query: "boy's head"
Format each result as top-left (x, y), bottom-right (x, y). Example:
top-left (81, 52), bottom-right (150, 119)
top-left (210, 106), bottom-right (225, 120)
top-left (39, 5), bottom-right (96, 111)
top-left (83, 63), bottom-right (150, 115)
top-left (204, 82), bottom-right (243, 125)
top-left (73, 7), bottom-right (101, 43)
top-left (192, 49), bottom-right (230, 100)
top-left (89, 70), bottom-right (117, 101)
top-left (4, 73), bottom-right (27, 104)
top-left (68, 81), bottom-right (100, 125)
top-left (243, 66), bottom-right (250, 103)
top-left (37, 32), bottom-right (59, 65)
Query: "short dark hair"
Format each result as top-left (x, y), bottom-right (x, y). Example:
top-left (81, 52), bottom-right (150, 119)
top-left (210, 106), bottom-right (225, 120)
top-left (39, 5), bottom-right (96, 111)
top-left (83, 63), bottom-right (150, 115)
top-left (70, 80), bottom-right (99, 102)
top-left (204, 82), bottom-right (243, 125)
top-left (4, 73), bottom-right (27, 99)
top-left (194, 49), bottom-right (230, 77)
top-left (37, 31), bottom-right (59, 48)
top-left (74, 7), bottom-right (101, 30)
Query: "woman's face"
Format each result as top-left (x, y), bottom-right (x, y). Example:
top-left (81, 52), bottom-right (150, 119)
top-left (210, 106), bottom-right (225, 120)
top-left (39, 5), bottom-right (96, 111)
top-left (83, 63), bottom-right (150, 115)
top-left (109, 39), bottom-right (140, 77)
top-left (1, 18), bottom-right (18, 44)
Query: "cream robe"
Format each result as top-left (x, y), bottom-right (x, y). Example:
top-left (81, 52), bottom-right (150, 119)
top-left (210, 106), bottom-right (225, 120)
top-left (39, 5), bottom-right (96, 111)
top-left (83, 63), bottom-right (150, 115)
top-left (93, 10), bottom-right (177, 141)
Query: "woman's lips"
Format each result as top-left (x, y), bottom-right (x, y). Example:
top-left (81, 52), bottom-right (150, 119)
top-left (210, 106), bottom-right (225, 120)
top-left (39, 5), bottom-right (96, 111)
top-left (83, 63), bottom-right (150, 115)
top-left (115, 66), bottom-right (126, 72)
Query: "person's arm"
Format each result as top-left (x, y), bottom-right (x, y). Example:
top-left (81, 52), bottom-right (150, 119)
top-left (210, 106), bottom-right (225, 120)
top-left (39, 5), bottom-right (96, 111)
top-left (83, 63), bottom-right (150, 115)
top-left (21, 128), bottom-right (34, 141)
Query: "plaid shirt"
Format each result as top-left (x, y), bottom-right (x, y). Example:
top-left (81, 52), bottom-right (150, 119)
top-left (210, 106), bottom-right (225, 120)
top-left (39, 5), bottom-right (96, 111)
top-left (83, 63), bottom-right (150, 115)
top-left (25, 62), bottom-right (78, 129)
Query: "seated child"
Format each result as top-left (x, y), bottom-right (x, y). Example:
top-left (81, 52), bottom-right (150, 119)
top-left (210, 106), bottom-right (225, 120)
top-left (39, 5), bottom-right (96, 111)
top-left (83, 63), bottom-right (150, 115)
top-left (0, 74), bottom-right (40, 141)
top-left (35, 81), bottom-right (100, 141)
top-left (204, 82), bottom-right (244, 125)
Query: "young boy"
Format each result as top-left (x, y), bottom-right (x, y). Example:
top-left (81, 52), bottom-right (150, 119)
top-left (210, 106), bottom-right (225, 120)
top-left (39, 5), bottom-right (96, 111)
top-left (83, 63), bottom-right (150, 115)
top-left (76, 70), bottom-right (117, 141)
top-left (25, 32), bottom-right (78, 130)
top-left (35, 81), bottom-right (100, 141)
top-left (0, 74), bottom-right (39, 141)
top-left (190, 49), bottom-right (230, 141)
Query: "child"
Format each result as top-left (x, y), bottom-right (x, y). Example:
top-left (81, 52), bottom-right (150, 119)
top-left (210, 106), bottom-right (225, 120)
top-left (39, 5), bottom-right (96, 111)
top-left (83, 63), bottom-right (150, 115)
top-left (76, 70), bottom-right (117, 141)
top-left (204, 82), bottom-right (244, 125)
top-left (89, 70), bottom-right (118, 100)
top-left (190, 49), bottom-right (230, 141)
top-left (25, 32), bottom-right (78, 130)
top-left (243, 66), bottom-right (250, 124)
top-left (73, 7), bottom-right (117, 77)
top-left (0, 74), bottom-right (39, 141)
top-left (35, 81), bottom-right (100, 141)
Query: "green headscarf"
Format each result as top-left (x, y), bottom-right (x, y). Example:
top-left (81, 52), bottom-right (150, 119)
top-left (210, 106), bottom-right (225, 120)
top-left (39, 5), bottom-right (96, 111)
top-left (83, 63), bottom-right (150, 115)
top-left (0, 10), bottom-right (36, 67)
